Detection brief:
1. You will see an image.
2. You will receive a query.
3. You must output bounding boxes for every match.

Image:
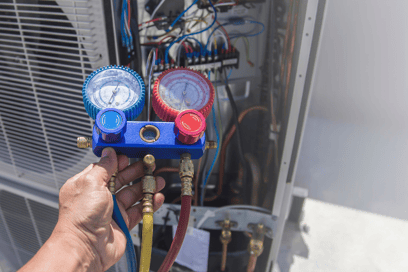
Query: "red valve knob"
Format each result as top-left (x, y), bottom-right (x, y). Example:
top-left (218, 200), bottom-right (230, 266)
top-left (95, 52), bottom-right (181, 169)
top-left (174, 110), bottom-right (206, 145)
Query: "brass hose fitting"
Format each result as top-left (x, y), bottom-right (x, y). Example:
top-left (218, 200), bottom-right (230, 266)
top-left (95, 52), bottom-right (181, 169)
top-left (179, 153), bottom-right (194, 196)
top-left (109, 172), bottom-right (117, 195)
top-left (142, 154), bottom-right (156, 213)
top-left (217, 219), bottom-right (237, 271)
top-left (247, 224), bottom-right (268, 272)
top-left (205, 141), bottom-right (217, 150)
top-left (77, 137), bottom-right (92, 148)
top-left (143, 154), bottom-right (155, 175)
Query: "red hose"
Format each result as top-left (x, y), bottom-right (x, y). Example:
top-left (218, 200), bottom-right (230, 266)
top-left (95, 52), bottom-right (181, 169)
top-left (158, 195), bottom-right (192, 272)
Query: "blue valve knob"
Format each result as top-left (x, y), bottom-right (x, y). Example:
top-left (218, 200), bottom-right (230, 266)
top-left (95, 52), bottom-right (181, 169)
top-left (95, 108), bottom-right (127, 143)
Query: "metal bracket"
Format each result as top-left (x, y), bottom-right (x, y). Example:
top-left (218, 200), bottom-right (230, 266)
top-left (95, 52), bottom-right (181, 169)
top-left (138, 203), bottom-right (278, 239)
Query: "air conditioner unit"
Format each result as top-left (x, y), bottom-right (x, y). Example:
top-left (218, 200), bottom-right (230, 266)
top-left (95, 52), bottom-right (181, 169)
top-left (0, 0), bottom-right (115, 194)
top-left (0, 179), bottom-right (127, 271)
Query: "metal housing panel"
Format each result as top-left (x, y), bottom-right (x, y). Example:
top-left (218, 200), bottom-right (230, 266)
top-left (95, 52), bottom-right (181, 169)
top-left (0, 0), bottom-right (110, 193)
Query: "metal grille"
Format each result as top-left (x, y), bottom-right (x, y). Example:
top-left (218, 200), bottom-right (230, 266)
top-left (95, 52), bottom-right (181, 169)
top-left (0, 0), bottom-right (110, 191)
top-left (0, 189), bottom-right (127, 272)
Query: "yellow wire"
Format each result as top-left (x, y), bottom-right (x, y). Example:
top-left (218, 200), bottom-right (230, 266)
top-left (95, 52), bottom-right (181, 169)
top-left (233, 36), bottom-right (252, 65)
top-left (211, 28), bottom-right (218, 50)
top-left (139, 213), bottom-right (154, 272)
top-left (190, 19), bottom-right (208, 25)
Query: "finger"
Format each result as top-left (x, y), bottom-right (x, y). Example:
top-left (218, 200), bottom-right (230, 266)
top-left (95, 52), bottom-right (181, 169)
top-left (116, 177), bottom-right (165, 210)
top-left (117, 155), bottom-right (129, 172)
top-left (114, 160), bottom-right (156, 191)
top-left (85, 147), bottom-right (118, 184)
top-left (126, 193), bottom-right (165, 230)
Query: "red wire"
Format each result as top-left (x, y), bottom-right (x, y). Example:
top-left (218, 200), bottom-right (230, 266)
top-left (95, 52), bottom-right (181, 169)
top-left (127, 0), bottom-right (131, 27)
top-left (138, 17), bottom-right (164, 27)
top-left (181, 42), bottom-right (190, 53)
top-left (158, 35), bottom-right (174, 46)
top-left (157, 196), bottom-right (192, 272)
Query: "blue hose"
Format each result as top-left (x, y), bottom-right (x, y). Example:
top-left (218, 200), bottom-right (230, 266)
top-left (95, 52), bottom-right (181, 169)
top-left (112, 195), bottom-right (137, 272)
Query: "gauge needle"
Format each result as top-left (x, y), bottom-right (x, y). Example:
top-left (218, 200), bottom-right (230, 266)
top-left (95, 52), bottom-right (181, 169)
top-left (179, 83), bottom-right (188, 110)
top-left (108, 83), bottom-right (120, 104)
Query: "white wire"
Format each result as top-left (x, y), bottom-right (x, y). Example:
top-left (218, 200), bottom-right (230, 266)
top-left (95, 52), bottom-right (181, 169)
top-left (214, 2), bottom-right (236, 7)
top-left (196, 205), bottom-right (271, 229)
top-left (176, 36), bottom-right (189, 66)
top-left (208, 30), bottom-right (228, 50)
top-left (150, 0), bottom-right (167, 20)
top-left (182, 7), bottom-right (200, 19)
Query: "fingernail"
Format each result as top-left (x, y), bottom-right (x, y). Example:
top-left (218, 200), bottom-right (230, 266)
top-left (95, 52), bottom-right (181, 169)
top-left (156, 177), bottom-right (166, 191)
top-left (102, 147), bottom-right (113, 158)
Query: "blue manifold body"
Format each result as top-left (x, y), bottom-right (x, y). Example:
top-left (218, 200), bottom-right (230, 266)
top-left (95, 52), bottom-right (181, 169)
top-left (92, 121), bottom-right (206, 159)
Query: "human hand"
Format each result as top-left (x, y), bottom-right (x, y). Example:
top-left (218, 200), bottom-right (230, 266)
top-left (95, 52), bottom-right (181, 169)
top-left (54, 148), bottom-right (165, 271)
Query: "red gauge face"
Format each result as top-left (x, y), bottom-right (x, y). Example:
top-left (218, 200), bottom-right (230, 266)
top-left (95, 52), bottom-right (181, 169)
top-left (152, 68), bottom-right (215, 122)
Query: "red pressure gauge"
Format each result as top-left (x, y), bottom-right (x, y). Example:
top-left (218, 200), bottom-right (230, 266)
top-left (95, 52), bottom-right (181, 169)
top-left (152, 68), bottom-right (215, 122)
top-left (174, 110), bottom-right (206, 144)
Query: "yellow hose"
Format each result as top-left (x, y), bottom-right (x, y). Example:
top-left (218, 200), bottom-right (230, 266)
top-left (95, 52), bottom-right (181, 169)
top-left (140, 212), bottom-right (154, 272)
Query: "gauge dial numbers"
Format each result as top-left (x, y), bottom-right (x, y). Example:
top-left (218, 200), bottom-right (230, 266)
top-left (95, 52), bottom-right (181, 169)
top-left (152, 68), bottom-right (215, 122)
top-left (82, 66), bottom-right (145, 120)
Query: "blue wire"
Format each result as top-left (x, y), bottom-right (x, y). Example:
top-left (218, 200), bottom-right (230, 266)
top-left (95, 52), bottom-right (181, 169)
top-left (112, 195), bottom-right (137, 272)
top-left (205, 20), bottom-right (265, 51)
top-left (227, 68), bottom-right (233, 79)
top-left (201, 74), bottom-right (220, 206)
top-left (187, 37), bottom-right (203, 54)
top-left (230, 20), bottom-right (265, 38)
top-left (165, 0), bottom-right (217, 63)
top-left (168, 0), bottom-right (200, 31)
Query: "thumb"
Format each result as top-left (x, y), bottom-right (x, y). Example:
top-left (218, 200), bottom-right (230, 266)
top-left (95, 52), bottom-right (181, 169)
top-left (88, 147), bottom-right (118, 184)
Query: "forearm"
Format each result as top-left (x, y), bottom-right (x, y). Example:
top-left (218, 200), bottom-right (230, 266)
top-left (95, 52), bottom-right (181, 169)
top-left (18, 227), bottom-right (102, 272)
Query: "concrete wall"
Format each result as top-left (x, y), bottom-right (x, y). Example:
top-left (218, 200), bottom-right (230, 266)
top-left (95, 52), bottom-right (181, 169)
top-left (295, 0), bottom-right (408, 220)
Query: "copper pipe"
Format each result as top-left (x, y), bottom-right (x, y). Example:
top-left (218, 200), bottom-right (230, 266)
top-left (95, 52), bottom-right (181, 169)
top-left (154, 167), bottom-right (179, 177)
top-left (218, 219), bottom-right (235, 271)
top-left (171, 196), bottom-right (181, 204)
top-left (263, 139), bottom-right (279, 209)
top-left (244, 154), bottom-right (261, 206)
top-left (278, 0), bottom-right (294, 131)
top-left (246, 224), bottom-right (267, 272)
top-left (279, 0), bottom-right (294, 99)
top-left (263, 142), bottom-right (274, 184)
top-left (283, 0), bottom-right (300, 115)
top-left (247, 255), bottom-right (257, 272)
top-left (221, 243), bottom-right (228, 271)
top-left (205, 106), bottom-right (268, 202)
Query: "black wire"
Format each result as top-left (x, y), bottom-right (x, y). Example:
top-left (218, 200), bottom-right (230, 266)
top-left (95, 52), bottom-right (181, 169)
top-left (222, 69), bottom-right (246, 166)
top-left (134, 244), bottom-right (140, 272)
top-left (138, 24), bottom-right (156, 32)
top-left (222, 68), bottom-right (249, 203)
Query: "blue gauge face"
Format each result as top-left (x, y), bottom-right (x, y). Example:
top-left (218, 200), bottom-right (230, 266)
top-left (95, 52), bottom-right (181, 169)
top-left (85, 68), bottom-right (142, 110)
top-left (83, 66), bottom-right (145, 120)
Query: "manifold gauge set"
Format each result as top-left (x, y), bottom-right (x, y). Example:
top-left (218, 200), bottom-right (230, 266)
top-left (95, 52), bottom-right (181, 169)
top-left (79, 65), bottom-right (217, 272)
top-left (81, 65), bottom-right (214, 159)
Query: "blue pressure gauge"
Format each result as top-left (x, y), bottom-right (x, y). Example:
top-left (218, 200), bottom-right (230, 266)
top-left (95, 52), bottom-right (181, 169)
top-left (82, 66), bottom-right (145, 120)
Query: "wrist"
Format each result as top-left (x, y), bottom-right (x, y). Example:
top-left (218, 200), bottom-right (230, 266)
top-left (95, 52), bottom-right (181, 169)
top-left (18, 224), bottom-right (103, 272)
top-left (49, 223), bottom-right (103, 272)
